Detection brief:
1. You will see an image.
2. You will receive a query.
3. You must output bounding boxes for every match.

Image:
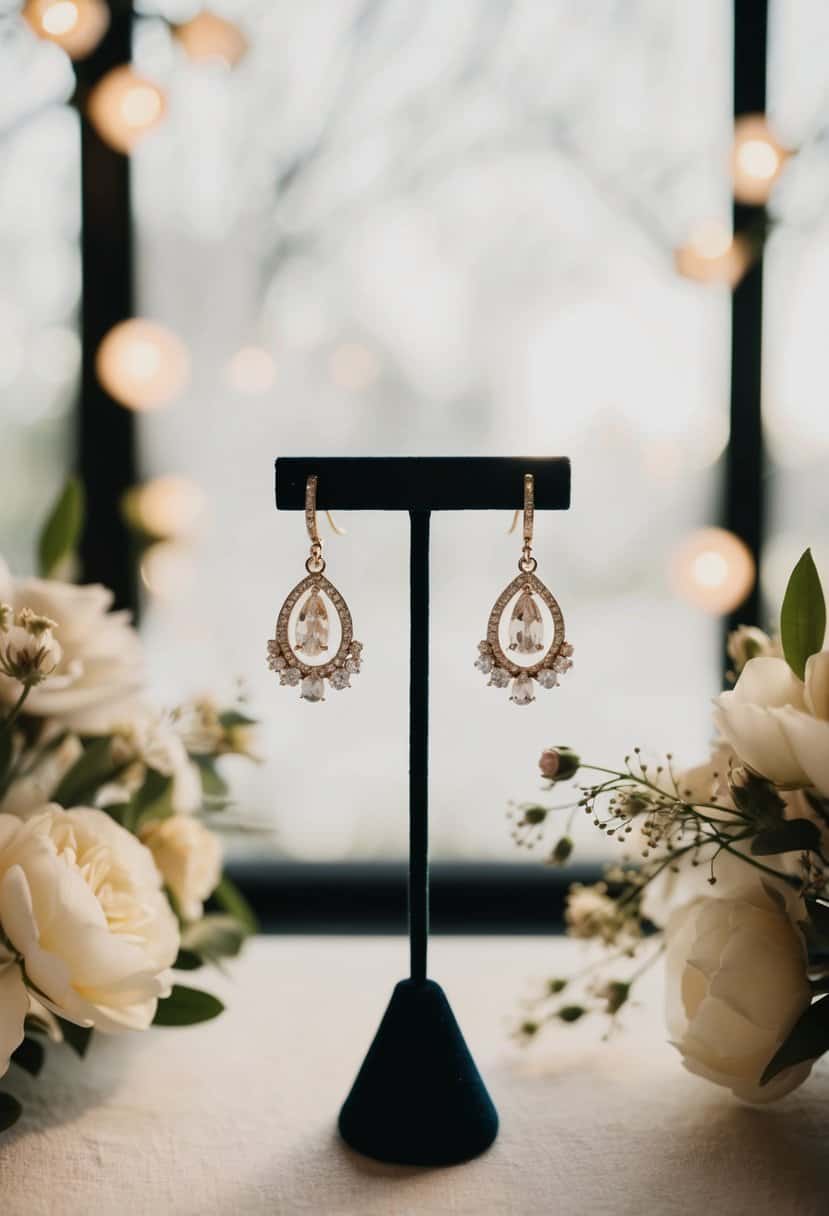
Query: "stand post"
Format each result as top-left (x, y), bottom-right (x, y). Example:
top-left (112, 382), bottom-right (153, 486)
top-left (409, 511), bottom-right (430, 985)
top-left (275, 456), bottom-right (571, 1166)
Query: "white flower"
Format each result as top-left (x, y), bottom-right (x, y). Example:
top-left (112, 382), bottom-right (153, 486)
top-left (140, 815), bottom-right (222, 922)
top-left (0, 734), bottom-right (83, 817)
top-left (566, 883), bottom-right (636, 946)
top-left (664, 885), bottom-right (813, 1103)
top-left (713, 652), bottom-right (829, 794)
top-left (129, 713), bottom-right (203, 814)
top-left (0, 804), bottom-right (179, 1076)
top-left (0, 617), bottom-right (62, 688)
top-left (0, 561), bottom-right (144, 733)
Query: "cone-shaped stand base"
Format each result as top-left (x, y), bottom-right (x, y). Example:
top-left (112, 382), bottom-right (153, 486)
top-left (338, 978), bottom-right (499, 1166)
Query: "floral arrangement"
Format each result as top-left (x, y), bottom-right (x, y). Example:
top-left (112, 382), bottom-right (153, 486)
top-left (513, 548), bottom-right (829, 1104)
top-left (0, 481), bottom-right (258, 1133)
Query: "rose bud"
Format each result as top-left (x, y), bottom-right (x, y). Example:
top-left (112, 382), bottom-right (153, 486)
top-left (539, 746), bottom-right (580, 782)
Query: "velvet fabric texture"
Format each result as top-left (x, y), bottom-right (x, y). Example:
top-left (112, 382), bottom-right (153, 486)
top-left (338, 978), bottom-right (499, 1166)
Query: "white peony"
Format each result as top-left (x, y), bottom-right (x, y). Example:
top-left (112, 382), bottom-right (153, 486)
top-left (713, 652), bottom-right (829, 794)
top-left (664, 885), bottom-right (814, 1103)
top-left (0, 804), bottom-right (179, 1077)
top-left (140, 815), bottom-right (222, 922)
top-left (0, 560), bottom-right (144, 734)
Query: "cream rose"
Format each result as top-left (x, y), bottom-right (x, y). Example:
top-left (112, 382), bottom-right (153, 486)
top-left (713, 652), bottom-right (829, 794)
top-left (140, 816), bottom-right (221, 922)
top-left (0, 561), bottom-right (144, 733)
top-left (665, 885), bottom-right (814, 1103)
top-left (0, 804), bottom-right (179, 1075)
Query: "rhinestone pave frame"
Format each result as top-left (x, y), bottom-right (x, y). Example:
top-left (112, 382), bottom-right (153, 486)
top-left (476, 573), bottom-right (574, 704)
top-left (266, 573), bottom-right (363, 699)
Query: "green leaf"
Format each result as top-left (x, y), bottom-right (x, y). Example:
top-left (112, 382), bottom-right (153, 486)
top-left (153, 985), bottom-right (224, 1027)
top-left (751, 818), bottom-right (822, 856)
top-left (130, 768), bottom-right (176, 831)
top-left (180, 914), bottom-right (247, 963)
top-left (211, 875), bottom-right (258, 935)
top-left (38, 477), bottom-right (85, 578)
top-left (194, 756), bottom-right (229, 800)
top-left (729, 773), bottom-right (786, 826)
top-left (0, 1093), bottom-right (22, 1133)
top-left (11, 1036), bottom-right (45, 1077)
top-left (0, 728), bottom-right (12, 788)
top-left (174, 948), bottom-right (204, 971)
top-left (56, 1018), bottom-right (93, 1058)
top-left (218, 710), bottom-right (257, 729)
top-left (780, 549), bottom-right (826, 681)
top-left (761, 994), bottom-right (829, 1084)
top-left (53, 738), bottom-right (117, 806)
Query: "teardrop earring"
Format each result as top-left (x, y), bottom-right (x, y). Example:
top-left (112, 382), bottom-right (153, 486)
top-left (474, 473), bottom-right (573, 705)
top-left (266, 475), bottom-right (363, 702)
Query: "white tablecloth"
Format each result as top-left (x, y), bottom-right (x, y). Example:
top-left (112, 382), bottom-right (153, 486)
top-left (2, 936), bottom-right (827, 1216)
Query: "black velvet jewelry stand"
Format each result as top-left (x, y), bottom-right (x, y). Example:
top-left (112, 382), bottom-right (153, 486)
top-left (275, 457), bottom-right (572, 1167)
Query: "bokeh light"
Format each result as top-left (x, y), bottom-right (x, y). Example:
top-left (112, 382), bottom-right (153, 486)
top-left (675, 221), bottom-right (751, 287)
top-left (96, 318), bottom-right (189, 411)
top-left (140, 540), bottom-right (195, 601)
top-left (328, 341), bottom-right (381, 391)
top-left (671, 528), bottom-right (756, 614)
top-left (23, 0), bottom-right (109, 60)
top-left (732, 114), bottom-right (789, 205)
top-left (87, 66), bottom-right (166, 155)
top-left (125, 475), bottom-right (206, 539)
top-left (225, 345), bottom-right (275, 394)
top-left (175, 11), bottom-right (248, 67)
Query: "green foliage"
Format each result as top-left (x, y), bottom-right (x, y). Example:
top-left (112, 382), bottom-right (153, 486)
top-left (180, 914), bottom-right (248, 965)
top-left (53, 738), bottom-right (118, 806)
top-left (211, 875), bottom-right (258, 934)
top-left (173, 949), bottom-right (204, 971)
top-left (729, 773), bottom-right (786, 825)
top-left (194, 755), bottom-right (229, 800)
top-left (780, 549), bottom-right (826, 681)
top-left (551, 836), bottom-right (573, 864)
top-left (557, 1005), bottom-right (585, 1023)
top-left (751, 818), bottom-right (822, 856)
top-left (153, 985), bottom-right (224, 1027)
top-left (218, 710), bottom-right (256, 729)
top-left (761, 995), bottom-right (829, 1085)
top-left (57, 1017), bottom-right (93, 1058)
top-left (11, 1036), bottom-right (44, 1077)
top-left (129, 768), bottom-right (175, 832)
top-left (38, 477), bottom-right (85, 578)
top-left (0, 1093), bottom-right (22, 1132)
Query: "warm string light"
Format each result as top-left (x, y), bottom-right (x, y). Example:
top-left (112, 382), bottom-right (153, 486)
top-left (175, 11), bottom-right (248, 67)
top-left (87, 66), bottom-right (166, 154)
top-left (671, 528), bottom-right (756, 615)
top-left (732, 114), bottom-right (789, 206)
top-left (140, 541), bottom-right (194, 601)
top-left (23, 0), bottom-right (109, 60)
top-left (225, 346), bottom-right (275, 394)
top-left (675, 220), bottom-right (751, 287)
top-left (96, 319), bottom-right (189, 411)
top-left (124, 475), bottom-right (206, 540)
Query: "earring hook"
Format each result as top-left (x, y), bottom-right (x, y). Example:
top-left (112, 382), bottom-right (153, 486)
top-left (305, 475), bottom-right (347, 547)
top-left (508, 474), bottom-right (534, 546)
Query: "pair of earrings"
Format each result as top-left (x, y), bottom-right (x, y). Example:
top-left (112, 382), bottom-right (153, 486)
top-left (266, 473), bottom-right (573, 705)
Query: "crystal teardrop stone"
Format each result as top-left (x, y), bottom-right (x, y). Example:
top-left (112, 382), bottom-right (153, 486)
top-left (295, 589), bottom-right (328, 657)
top-left (508, 587), bottom-right (544, 654)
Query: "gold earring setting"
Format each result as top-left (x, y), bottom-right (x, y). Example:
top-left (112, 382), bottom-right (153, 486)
top-left (266, 476), bottom-right (363, 702)
top-left (475, 473), bottom-right (573, 705)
